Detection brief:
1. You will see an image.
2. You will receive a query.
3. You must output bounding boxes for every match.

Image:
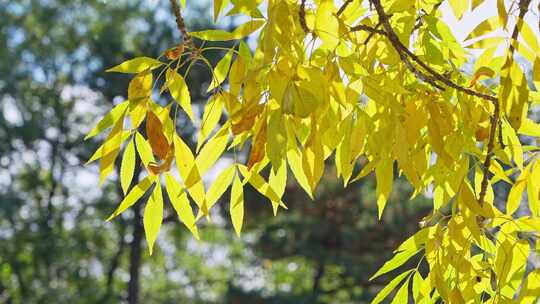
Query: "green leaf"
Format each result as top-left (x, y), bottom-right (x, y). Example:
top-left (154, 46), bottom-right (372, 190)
top-left (167, 68), bottom-right (194, 122)
top-left (372, 270), bottom-right (414, 304)
top-left (120, 138), bottom-right (136, 194)
top-left (106, 57), bottom-right (163, 73)
top-left (370, 248), bottom-right (420, 280)
top-left (85, 101), bottom-right (129, 140)
top-left (164, 173), bottom-right (199, 239)
top-left (230, 173), bottom-right (244, 236)
top-left (107, 175), bottom-right (156, 221)
top-left (390, 277), bottom-right (410, 304)
top-left (207, 48), bottom-right (234, 92)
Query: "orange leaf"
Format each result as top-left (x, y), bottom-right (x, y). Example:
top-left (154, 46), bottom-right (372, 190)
top-left (165, 44), bottom-right (184, 60)
top-left (247, 123), bottom-right (267, 170)
top-left (146, 111), bottom-right (170, 160)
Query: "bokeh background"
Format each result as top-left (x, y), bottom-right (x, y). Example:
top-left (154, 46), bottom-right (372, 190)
top-left (0, 0), bottom-right (497, 303)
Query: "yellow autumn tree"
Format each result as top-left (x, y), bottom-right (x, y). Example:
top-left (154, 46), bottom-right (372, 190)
top-left (86, 0), bottom-right (540, 302)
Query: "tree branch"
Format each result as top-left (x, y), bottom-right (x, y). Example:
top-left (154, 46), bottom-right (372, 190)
top-left (337, 0), bottom-right (353, 16)
top-left (369, 0), bottom-right (497, 102)
top-left (298, 0), bottom-right (310, 34)
top-left (169, 0), bottom-right (194, 49)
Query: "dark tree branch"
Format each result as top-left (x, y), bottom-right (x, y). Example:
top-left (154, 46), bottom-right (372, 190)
top-left (169, 0), bottom-right (194, 49)
top-left (298, 0), bottom-right (310, 33)
top-left (337, 0), bottom-right (353, 16)
top-left (370, 0), bottom-right (497, 102)
top-left (127, 202), bottom-right (143, 304)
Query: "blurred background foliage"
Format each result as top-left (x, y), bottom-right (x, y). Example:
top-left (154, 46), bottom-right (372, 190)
top-left (0, 0), bottom-right (430, 303)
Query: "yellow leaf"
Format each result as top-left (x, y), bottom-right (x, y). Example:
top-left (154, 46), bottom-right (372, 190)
top-left (164, 173), bottom-right (199, 239)
top-left (128, 71), bottom-right (152, 101)
top-left (213, 0), bottom-right (229, 21)
top-left (390, 278), bottom-right (410, 304)
top-left (120, 138), bottom-right (136, 194)
top-left (302, 128), bottom-right (324, 193)
top-left (206, 164), bottom-right (236, 210)
top-left (527, 161), bottom-right (540, 216)
top-left (106, 57), bottom-right (163, 73)
top-left (336, 115), bottom-right (353, 184)
top-left (167, 69), bottom-right (194, 122)
top-left (449, 0), bottom-right (467, 19)
top-left (196, 125), bottom-right (229, 175)
top-left (190, 20), bottom-right (265, 41)
top-left (135, 132), bottom-right (155, 167)
top-left (519, 21), bottom-right (540, 53)
top-left (99, 115), bottom-right (125, 183)
top-left (197, 94), bottom-right (223, 151)
top-left (375, 159), bottom-right (393, 219)
top-left (315, 0), bottom-right (339, 50)
top-left (266, 109), bottom-right (287, 172)
top-left (517, 269), bottom-right (540, 304)
top-left (497, 0), bottom-right (507, 26)
top-left (85, 101), bottom-right (129, 140)
top-left (268, 159), bottom-right (287, 199)
top-left (518, 118), bottom-right (540, 137)
top-left (247, 122), bottom-right (266, 170)
top-left (107, 175), bottom-right (156, 221)
top-left (370, 248), bottom-right (420, 280)
top-left (287, 147), bottom-right (312, 198)
top-left (502, 119), bottom-right (523, 170)
top-left (466, 16), bottom-right (500, 40)
top-left (86, 131), bottom-right (131, 164)
top-left (173, 134), bottom-right (206, 210)
top-left (238, 165), bottom-right (287, 215)
top-left (229, 57), bottom-right (247, 96)
top-left (143, 179), bottom-right (163, 255)
top-left (507, 163), bottom-right (532, 215)
top-left (230, 173), bottom-right (244, 236)
top-left (372, 270), bottom-right (414, 304)
top-left (207, 48), bottom-right (234, 92)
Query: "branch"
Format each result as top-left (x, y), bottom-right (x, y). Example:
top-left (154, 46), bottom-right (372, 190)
top-left (337, 0), bottom-right (353, 16)
top-left (350, 24), bottom-right (444, 90)
top-left (369, 0), bottom-right (497, 102)
top-left (349, 24), bottom-right (386, 36)
top-left (169, 0), bottom-right (194, 49)
top-left (298, 0), bottom-right (310, 33)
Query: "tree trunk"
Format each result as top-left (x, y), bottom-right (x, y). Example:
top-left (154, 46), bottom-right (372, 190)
top-left (127, 202), bottom-right (143, 304)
